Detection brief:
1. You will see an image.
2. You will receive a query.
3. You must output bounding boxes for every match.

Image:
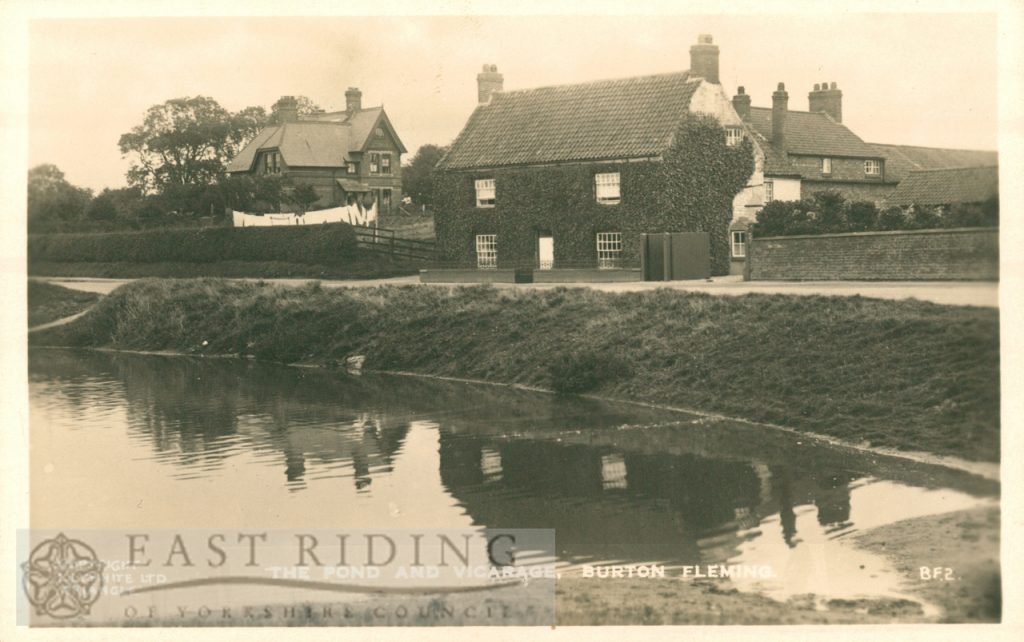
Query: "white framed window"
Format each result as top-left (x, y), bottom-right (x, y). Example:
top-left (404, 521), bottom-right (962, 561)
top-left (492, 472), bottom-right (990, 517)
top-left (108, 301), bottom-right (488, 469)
top-left (596, 232), bottom-right (622, 269)
top-left (864, 159), bottom-right (881, 176)
top-left (731, 231), bottom-right (747, 258)
top-left (369, 153), bottom-right (380, 174)
top-left (475, 234), bottom-right (497, 269)
top-left (821, 157), bottom-right (832, 175)
top-left (380, 153), bottom-right (392, 175)
top-left (726, 127), bottom-right (742, 147)
top-left (764, 180), bottom-right (774, 203)
top-left (263, 151), bottom-right (280, 175)
top-left (474, 178), bottom-right (496, 207)
top-left (595, 172), bottom-right (621, 205)
top-left (346, 162), bottom-right (357, 174)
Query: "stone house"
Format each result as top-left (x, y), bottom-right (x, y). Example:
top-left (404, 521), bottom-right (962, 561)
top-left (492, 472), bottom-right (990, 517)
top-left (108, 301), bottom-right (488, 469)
top-left (433, 35), bottom-right (750, 277)
top-left (226, 89), bottom-right (406, 215)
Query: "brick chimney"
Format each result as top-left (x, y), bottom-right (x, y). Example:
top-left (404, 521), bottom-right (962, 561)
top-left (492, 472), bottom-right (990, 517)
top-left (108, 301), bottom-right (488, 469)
top-left (772, 82), bottom-right (788, 149)
top-left (732, 86), bottom-right (751, 121)
top-left (274, 96), bottom-right (299, 124)
top-left (477, 64), bottom-right (503, 104)
top-left (689, 34), bottom-right (720, 84)
top-left (809, 81), bottom-right (842, 122)
top-left (345, 87), bottom-right (362, 115)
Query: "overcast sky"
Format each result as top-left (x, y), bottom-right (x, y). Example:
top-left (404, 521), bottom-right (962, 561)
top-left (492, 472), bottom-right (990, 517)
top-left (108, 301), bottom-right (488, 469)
top-left (28, 13), bottom-right (999, 192)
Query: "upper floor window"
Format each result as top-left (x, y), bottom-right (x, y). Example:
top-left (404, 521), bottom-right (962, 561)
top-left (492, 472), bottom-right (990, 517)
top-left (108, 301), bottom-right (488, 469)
top-left (375, 127), bottom-right (384, 137)
top-left (346, 162), bottom-right (357, 175)
top-left (764, 180), bottom-right (774, 203)
top-left (595, 172), bottom-right (621, 205)
top-left (731, 231), bottom-right (747, 258)
top-left (821, 157), bottom-right (832, 175)
top-left (263, 151), bottom-right (281, 175)
top-left (726, 127), bottom-right (742, 147)
top-left (380, 154), bottom-right (392, 175)
top-left (475, 178), bottom-right (496, 208)
top-left (368, 152), bottom-right (392, 175)
top-left (864, 159), bottom-right (881, 176)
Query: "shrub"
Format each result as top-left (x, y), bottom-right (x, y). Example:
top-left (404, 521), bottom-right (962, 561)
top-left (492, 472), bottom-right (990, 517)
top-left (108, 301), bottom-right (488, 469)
top-left (27, 224), bottom-right (359, 265)
top-left (846, 201), bottom-right (878, 232)
top-left (876, 207), bottom-right (908, 231)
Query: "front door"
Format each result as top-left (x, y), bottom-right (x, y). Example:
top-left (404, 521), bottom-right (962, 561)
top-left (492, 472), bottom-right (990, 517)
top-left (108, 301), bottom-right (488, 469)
top-left (537, 234), bottom-right (554, 270)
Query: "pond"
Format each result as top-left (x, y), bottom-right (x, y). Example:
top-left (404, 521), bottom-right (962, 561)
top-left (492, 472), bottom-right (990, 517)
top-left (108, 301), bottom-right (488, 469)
top-left (28, 348), bottom-right (998, 610)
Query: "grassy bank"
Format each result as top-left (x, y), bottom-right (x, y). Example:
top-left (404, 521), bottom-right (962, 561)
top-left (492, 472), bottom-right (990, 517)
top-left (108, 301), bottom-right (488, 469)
top-left (28, 257), bottom-right (421, 280)
top-left (27, 281), bottom-right (101, 327)
top-left (30, 279), bottom-right (1000, 460)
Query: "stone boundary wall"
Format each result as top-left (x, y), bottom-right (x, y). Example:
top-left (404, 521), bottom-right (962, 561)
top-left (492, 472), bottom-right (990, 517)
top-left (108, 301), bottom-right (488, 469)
top-left (746, 228), bottom-right (998, 281)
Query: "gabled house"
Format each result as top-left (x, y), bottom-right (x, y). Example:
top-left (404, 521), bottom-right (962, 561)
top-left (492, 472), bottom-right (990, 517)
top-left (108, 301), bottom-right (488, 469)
top-left (433, 35), bottom-right (751, 277)
top-left (226, 89), bottom-right (406, 215)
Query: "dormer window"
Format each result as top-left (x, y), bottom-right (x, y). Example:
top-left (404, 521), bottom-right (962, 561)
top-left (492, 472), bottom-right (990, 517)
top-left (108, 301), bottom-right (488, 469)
top-left (475, 178), bottom-right (496, 207)
top-left (595, 172), bottom-right (621, 205)
top-left (346, 162), bottom-right (358, 175)
top-left (864, 159), bottom-right (881, 176)
top-left (821, 157), bottom-right (832, 175)
top-left (725, 127), bottom-right (742, 147)
top-left (263, 151), bottom-right (281, 175)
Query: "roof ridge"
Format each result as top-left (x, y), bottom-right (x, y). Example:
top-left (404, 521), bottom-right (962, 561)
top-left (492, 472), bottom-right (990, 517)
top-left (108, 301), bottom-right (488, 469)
top-left (869, 141), bottom-right (998, 154)
top-left (908, 164), bottom-right (999, 173)
top-left (494, 69), bottom-right (692, 97)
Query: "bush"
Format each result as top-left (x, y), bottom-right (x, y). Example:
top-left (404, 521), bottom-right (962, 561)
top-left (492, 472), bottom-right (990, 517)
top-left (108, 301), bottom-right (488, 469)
top-left (28, 224), bottom-right (359, 265)
top-left (548, 348), bottom-right (630, 394)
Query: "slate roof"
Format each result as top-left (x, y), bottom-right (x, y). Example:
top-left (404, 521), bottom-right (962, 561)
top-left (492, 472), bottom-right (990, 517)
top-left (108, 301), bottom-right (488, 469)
top-left (227, 107), bottom-right (403, 173)
top-left (886, 166), bottom-right (999, 206)
top-left (438, 71), bottom-right (703, 169)
top-left (870, 143), bottom-right (998, 182)
top-left (745, 107), bottom-right (883, 169)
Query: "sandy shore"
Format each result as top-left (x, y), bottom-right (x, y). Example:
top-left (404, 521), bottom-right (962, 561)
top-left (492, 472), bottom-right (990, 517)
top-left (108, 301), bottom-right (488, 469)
top-left (555, 507), bottom-right (1000, 625)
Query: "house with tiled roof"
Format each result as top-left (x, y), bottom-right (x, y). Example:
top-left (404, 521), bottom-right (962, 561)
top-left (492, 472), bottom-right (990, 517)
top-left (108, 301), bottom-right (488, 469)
top-left (725, 83), bottom-right (998, 273)
top-left (433, 35), bottom-right (750, 277)
top-left (885, 165), bottom-right (999, 208)
top-left (227, 89), bottom-right (406, 214)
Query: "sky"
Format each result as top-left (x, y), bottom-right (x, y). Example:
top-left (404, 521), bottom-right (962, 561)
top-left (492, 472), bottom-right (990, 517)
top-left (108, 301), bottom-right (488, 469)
top-left (27, 12), bottom-right (1000, 192)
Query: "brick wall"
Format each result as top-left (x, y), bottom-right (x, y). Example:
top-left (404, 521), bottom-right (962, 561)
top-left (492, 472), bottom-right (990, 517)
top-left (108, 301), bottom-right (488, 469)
top-left (747, 227), bottom-right (998, 281)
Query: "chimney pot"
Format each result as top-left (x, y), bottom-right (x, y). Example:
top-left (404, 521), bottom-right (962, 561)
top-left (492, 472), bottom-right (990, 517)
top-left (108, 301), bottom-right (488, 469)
top-left (345, 87), bottom-right (362, 114)
top-left (772, 83), bottom-right (789, 149)
top-left (813, 83), bottom-right (820, 91)
top-left (477, 64), bottom-right (504, 104)
top-left (831, 81), bottom-right (838, 89)
top-left (275, 96), bottom-right (299, 123)
top-left (732, 86), bottom-right (752, 121)
top-left (689, 34), bottom-right (720, 84)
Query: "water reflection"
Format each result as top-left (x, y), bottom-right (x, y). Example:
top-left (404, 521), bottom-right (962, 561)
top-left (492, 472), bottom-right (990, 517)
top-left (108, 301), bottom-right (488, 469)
top-left (29, 349), bottom-right (997, 603)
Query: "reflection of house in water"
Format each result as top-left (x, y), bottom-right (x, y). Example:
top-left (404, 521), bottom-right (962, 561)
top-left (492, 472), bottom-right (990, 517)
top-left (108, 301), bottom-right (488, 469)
top-left (437, 432), bottom-right (858, 566)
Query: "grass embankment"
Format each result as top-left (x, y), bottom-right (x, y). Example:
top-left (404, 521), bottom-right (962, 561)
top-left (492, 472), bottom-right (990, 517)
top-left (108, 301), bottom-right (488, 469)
top-left (30, 279), bottom-right (1000, 461)
top-left (27, 281), bottom-right (101, 327)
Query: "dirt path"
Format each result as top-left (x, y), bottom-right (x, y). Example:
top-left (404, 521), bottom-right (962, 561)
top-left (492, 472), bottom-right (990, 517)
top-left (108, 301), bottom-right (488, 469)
top-left (28, 308), bottom-right (93, 333)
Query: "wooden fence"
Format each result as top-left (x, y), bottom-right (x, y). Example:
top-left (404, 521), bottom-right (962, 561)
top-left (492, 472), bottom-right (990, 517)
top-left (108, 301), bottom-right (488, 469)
top-left (353, 225), bottom-right (436, 262)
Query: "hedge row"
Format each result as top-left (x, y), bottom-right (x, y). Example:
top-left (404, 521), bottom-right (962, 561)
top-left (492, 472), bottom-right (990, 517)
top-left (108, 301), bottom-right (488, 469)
top-left (27, 224), bottom-right (359, 265)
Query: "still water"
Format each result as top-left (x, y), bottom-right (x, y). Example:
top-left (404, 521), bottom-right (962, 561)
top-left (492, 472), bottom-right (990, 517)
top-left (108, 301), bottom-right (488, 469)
top-left (29, 348), bottom-right (998, 606)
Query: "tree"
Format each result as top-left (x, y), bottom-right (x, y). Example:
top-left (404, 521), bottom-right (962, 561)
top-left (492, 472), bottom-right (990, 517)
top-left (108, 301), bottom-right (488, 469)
top-left (287, 182), bottom-right (321, 214)
top-left (27, 164), bottom-right (93, 229)
top-left (118, 96), bottom-right (268, 195)
top-left (269, 96), bottom-right (322, 124)
top-left (846, 201), bottom-right (879, 232)
top-left (402, 144), bottom-right (448, 208)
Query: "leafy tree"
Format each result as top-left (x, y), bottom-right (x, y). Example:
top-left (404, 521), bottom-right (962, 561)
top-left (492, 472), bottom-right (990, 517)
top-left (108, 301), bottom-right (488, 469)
top-left (811, 190), bottom-right (846, 232)
top-left (907, 205), bottom-right (942, 230)
top-left (288, 182), bottom-right (321, 213)
top-left (27, 164), bottom-right (93, 229)
top-left (402, 144), bottom-right (448, 208)
top-left (118, 96), bottom-right (268, 195)
top-left (269, 96), bottom-right (322, 124)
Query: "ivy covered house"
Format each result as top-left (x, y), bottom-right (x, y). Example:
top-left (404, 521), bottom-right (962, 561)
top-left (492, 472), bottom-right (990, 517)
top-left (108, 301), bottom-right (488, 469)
top-left (432, 35), bottom-right (754, 279)
top-left (226, 88), bottom-right (406, 215)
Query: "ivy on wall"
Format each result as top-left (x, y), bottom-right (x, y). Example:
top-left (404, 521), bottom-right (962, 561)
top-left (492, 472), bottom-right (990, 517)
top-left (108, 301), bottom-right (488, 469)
top-left (433, 113), bottom-right (754, 276)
